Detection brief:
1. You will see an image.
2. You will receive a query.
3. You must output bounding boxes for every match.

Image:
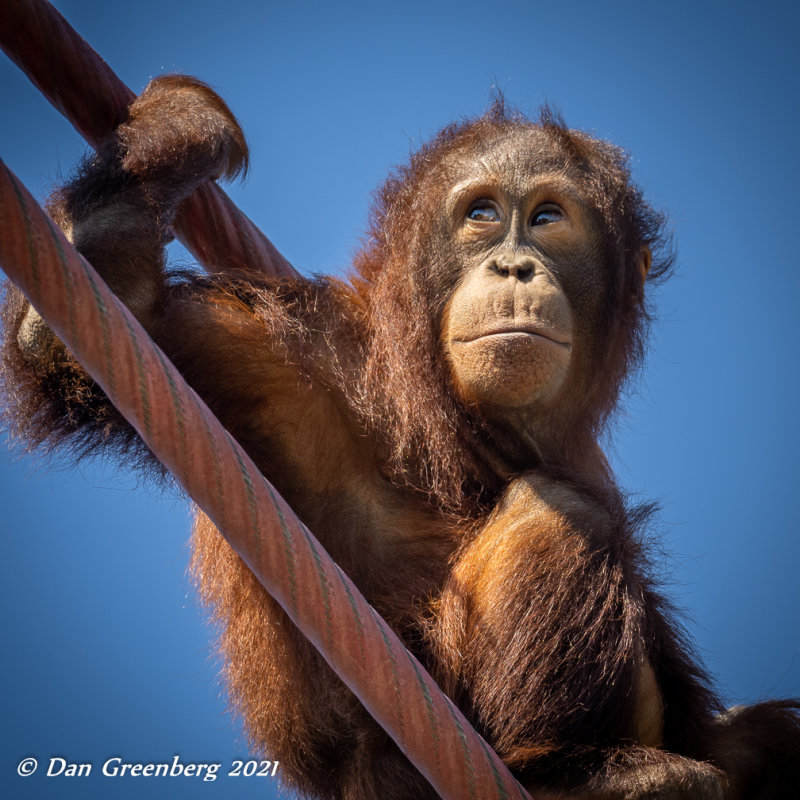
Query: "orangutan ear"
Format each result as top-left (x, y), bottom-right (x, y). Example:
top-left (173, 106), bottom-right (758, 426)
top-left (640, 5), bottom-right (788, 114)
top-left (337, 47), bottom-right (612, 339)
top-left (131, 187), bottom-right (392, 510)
top-left (637, 246), bottom-right (652, 284)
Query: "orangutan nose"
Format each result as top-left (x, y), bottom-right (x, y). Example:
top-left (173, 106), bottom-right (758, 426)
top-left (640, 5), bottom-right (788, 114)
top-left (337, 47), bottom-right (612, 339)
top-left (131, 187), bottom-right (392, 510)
top-left (490, 254), bottom-right (536, 281)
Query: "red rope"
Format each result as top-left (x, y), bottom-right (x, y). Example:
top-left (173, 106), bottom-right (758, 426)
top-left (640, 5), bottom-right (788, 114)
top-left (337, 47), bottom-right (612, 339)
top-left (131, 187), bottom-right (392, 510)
top-left (0, 0), bottom-right (297, 279)
top-left (0, 159), bottom-right (531, 800)
top-left (1, 1), bottom-right (536, 797)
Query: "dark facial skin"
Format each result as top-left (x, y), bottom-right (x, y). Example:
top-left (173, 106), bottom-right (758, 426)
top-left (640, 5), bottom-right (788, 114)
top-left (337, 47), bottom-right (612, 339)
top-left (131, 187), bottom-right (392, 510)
top-left (440, 131), bottom-right (608, 425)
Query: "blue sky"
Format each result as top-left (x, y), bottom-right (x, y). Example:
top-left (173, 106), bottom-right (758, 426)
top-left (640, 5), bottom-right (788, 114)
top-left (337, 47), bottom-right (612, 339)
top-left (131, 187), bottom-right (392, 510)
top-left (2, 1), bottom-right (799, 798)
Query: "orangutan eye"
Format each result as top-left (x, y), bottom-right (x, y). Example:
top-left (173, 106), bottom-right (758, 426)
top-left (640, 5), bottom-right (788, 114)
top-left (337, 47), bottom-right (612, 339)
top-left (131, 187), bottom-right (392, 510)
top-left (531, 205), bottom-right (564, 226)
top-left (467, 202), bottom-right (500, 223)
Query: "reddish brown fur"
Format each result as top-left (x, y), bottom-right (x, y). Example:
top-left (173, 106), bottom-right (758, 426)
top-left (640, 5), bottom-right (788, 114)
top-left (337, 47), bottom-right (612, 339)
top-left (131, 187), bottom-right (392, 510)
top-left (2, 75), bottom-right (799, 799)
top-left (351, 108), bottom-right (672, 512)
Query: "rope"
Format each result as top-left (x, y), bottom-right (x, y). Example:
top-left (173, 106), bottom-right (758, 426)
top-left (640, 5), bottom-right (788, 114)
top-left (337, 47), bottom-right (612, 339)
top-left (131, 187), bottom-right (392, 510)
top-left (0, 0), bottom-right (297, 279)
top-left (0, 160), bottom-right (531, 800)
top-left (0, 10), bottom-right (535, 793)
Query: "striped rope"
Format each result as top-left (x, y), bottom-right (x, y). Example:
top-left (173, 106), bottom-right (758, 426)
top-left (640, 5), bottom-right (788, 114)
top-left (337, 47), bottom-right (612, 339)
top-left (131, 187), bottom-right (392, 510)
top-left (0, 160), bottom-right (532, 800)
top-left (0, 1), bottom-right (540, 795)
